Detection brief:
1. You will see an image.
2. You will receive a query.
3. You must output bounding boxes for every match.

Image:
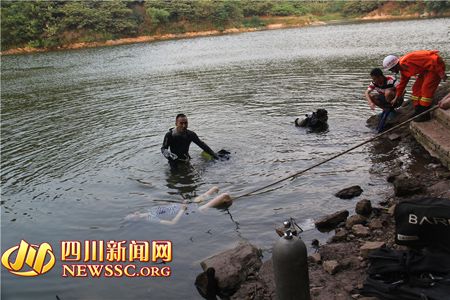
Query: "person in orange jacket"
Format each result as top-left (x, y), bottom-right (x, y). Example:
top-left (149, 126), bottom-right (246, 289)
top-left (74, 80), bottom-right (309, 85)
top-left (383, 50), bottom-right (447, 122)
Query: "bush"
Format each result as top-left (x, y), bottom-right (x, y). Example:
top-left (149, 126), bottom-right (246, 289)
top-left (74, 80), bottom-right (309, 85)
top-left (426, 1), bottom-right (450, 14)
top-left (242, 16), bottom-right (266, 28)
top-left (146, 7), bottom-right (170, 26)
top-left (213, 0), bottom-right (243, 28)
top-left (270, 2), bottom-right (296, 16)
top-left (241, 0), bottom-right (274, 17)
top-left (342, 1), bottom-right (381, 17)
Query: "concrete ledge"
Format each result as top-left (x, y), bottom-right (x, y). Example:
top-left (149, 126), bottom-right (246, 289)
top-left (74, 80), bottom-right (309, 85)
top-left (433, 108), bottom-right (450, 129)
top-left (410, 119), bottom-right (450, 169)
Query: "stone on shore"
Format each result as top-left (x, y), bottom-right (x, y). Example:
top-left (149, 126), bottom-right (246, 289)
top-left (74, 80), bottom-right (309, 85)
top-left (355, 199), bottom-right (372, 216)
top-left (230, 280), bottom-right (267, 300)
top-left (392, 174), bottom-right (425, 196)
top-left (352, 224), bottom-right (370, 237)
top-left (428, 180), bottom-right (450, 198)
top-left (329, 228), bottom-right (349, 243)
top-left (388, 133), bottom-right (401, 141)
top-left (360, 241), bottom-right (386, 258)
top-left (335, 185), bottom-right (363, 199)
top-left (257, 259), bottom-right (276, 299)
top-left (200, 241), bottom-right (262, 296)
top-left (323, 260), bottom-right (340, 275)
top-left (315, 210), bottom-right (349, 231)
top-left (309, 253), bottom-right (322, 264)
top-left (346, 215), bottom-right (367, 229)
top-left (368, 218), bottom-right (384, 230)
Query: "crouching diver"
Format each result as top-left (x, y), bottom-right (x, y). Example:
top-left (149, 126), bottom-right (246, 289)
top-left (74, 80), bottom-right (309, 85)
top-left (161, 114), bottom-right (218, 169)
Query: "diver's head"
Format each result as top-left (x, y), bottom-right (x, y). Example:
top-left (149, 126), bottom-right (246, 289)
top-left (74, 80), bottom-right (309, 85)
top-left (175, 113), bottom-right (188, 132)
top-left (315, 109), bottom-right (328, 122)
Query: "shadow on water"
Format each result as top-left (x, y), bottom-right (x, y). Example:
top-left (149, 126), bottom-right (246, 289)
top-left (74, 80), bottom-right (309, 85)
top-left (165, 161), bottom-right (201, 199)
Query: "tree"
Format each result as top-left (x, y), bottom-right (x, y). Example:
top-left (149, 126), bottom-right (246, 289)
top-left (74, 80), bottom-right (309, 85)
top-left (1, 0), bottom-right (61, 48)
top-left (213, 0), bottom-right (243, 28)
top-left (146, 7), bottom-right (170, 26)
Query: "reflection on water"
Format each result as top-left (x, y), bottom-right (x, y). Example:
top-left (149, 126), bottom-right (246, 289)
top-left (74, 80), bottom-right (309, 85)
top-left (165, 162), bottom-right (200, 198)
top-left (1, 18), bottom-right (449, 299)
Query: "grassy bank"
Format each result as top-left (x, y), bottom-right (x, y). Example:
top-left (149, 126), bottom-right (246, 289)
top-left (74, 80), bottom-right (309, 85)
top-left (1, 1), bottom-right (449, 56)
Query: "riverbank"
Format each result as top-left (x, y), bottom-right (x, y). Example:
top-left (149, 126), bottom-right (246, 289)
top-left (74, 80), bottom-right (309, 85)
top-left (195, 86), bottom-right (450, 299)
top-left (306, 129), bottom-right (450, 299)
top-left (195, 135), bottom-right (450, 299)
top-left (1, 14), bottom-right (448, 56)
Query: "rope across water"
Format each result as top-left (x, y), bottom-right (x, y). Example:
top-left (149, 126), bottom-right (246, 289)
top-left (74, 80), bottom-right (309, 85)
top-left (232, 106), bottom-right (439, 201)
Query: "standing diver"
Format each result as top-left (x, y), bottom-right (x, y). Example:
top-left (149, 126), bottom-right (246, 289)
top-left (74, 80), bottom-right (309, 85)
top-left (161, 114), bottom-right (218, 169)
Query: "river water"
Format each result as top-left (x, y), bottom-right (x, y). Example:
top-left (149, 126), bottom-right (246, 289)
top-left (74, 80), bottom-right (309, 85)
top-left (1, 18), bottom-right (449, 299)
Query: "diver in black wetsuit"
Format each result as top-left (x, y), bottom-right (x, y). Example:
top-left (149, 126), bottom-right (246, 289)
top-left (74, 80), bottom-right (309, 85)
top-left (161, 114), bottom-right (218, 168)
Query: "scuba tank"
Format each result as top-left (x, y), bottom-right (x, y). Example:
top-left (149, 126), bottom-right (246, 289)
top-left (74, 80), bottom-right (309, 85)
top-left (273, 219), bottom-right (311, 300)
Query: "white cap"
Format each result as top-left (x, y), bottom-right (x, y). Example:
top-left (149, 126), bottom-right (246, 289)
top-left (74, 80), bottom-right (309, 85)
top-left (383, 55), bottom-right (399, 71)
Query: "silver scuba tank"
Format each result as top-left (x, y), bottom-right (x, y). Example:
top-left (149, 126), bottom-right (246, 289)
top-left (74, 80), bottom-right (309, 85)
top-left (273, 220), bottom-right (311, 300)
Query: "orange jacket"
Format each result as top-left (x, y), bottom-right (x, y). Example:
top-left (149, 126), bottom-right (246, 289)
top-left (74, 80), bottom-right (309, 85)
top-left (396, 50), bottom-right (446, 97)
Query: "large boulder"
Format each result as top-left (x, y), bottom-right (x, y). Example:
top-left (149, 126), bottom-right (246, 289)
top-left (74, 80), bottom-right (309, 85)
top-left (335, 186), bottom-right (363, 199)
top-left (355, 199), bottom-right (372, 216)
top-left (345, 214), bottom-right (367, 229)
top-left (392, 174), bottom-right (425, 197)
top-left (199, 241), bottom-right (262, 297)
top-left (315, 210), bottom-right (349, 231)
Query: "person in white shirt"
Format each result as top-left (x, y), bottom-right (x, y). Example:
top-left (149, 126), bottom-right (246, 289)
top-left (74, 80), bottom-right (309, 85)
top-left (365, 68), bottom-right (403, 111)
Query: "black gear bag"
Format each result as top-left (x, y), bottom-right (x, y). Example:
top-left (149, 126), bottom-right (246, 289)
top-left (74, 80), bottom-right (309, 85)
top-left (394, 197), bottom-right (450, 252)
top-left (361, 248), bottom-right (450, 300)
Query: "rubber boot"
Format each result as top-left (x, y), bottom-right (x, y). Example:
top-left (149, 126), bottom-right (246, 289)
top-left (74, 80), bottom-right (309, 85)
top-left (413, 105), bottom-right (431, 122)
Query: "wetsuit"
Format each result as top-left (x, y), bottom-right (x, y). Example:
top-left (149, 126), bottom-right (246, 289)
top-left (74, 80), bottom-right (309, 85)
top-left (161, 128), bottom-right (216, 162)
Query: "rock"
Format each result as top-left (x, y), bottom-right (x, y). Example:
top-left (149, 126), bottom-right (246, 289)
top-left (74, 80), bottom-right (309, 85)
top-left (195, 268), bottom-right (220, 299)
top-left (392, 174), bottom-right (425, 196)
top-left (368, 218), bottom-right (383, 230)
top-left (351, 224), bottom-right (370, 237)
top-left (323, 260), bottom-right (340, 275)
top-left (315, 210), bottom-right (349, 231)
top-left (230, 280), bottom-right (266, 300)
top-left (378, 199), bottom-right (390, 206)
top-left (360, 241), bottom-right (386, 258)
top-left (438, 171), bottom-right (450, 179)
top-left (200, 241), bottom-right (262, 296)
top-left (329, 228), bottom-right (348, 243)
top-left (319, 243), bottom-right (358, 261)
top-left (345, 215), bottom-right (367, 229)
top-left (388, 133), bottom-right (401, 141)
top-left (340, 257), bottom-right (360, 270)
top-left (428, 180), bottom-right (450, 197)
top-left (335, 186), bottom-right (363, 199)
top-left (258, 260), bottom-right (275, 299)
top-left (308, 253), bottom-right (322, 264)
top-left (355, 199), bottom-right (372, 216)
top-left (387, 170), bottom-right (402, 183)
